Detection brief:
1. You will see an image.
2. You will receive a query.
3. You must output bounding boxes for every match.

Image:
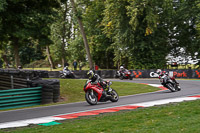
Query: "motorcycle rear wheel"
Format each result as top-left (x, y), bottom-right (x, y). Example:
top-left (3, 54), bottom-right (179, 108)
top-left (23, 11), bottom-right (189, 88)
top-left (109, 89), bottom-right (119, 102)
top-left (85, 89), bottom-right (98, 105)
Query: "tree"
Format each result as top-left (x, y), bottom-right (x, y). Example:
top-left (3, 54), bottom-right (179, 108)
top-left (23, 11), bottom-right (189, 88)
top-left (0, 0), bottom-right (60, 67)
top-left (19, 43), bottom-right (45, 66)
top-left (127, 0), bottom-right (173, 69)
top-left (102, 0), bottom-right (197, 69)
top-left (175, 0), bottom-right (200, 65)
top-left (0, 43), bottom-right (9, 68)
top-left (50, 0), bottom-right (72, 68)
top-left (46, 45), bottom-right (56, 69)
top-left (70, 0), bottom-right (93, 70)
top-left (102, 0), bottom-right (135, 68)
top-left (83, 0), bottom-right (115, 69)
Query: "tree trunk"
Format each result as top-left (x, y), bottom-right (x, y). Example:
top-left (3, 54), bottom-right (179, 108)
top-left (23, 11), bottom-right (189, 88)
top-left (46, 46), bottom-right (56, 69)
top-left (70, 0), bottom-right (93, 70)
top-left (13, 39), bottom-right (21, 68)
top-left (1, 53), bottom-right (9, 68)
top-left (61, 2), bottom-right (68, 68)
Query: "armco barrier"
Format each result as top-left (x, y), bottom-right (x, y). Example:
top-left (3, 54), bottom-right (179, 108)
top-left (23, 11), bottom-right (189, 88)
top-left (0, 69), bottom-right (60, 109)
top-left (0, 87), bottom-right (42, 110)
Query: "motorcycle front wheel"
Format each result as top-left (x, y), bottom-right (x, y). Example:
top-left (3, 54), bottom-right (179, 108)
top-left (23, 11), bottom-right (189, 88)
top-left (119, 76), bottom-right (123, 80)
top-left (60, 74), bottom-right (65, 79)
top-left (166, 83), bottom-right (176, 92)
top-left (109, 89), bottom-right (119, 102)
top-left (85, 89), bottom-right (98, 105)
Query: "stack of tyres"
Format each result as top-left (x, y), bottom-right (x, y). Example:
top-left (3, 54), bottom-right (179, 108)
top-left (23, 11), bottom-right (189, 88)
top-left (48, 79), bottom-right (60, 103)
top-left (53, 84), bottom-right (60, 103)
top-left (42, 85), bottom-right (54, 104)
top-left (30, 79), bottom-right (60, 104)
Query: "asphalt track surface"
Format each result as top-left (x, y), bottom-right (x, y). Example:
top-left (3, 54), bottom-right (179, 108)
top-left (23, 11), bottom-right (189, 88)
top-left (0, 79), bottom-right (200, 123)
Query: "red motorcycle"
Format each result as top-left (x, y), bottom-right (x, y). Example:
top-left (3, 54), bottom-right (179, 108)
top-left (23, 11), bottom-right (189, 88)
top-left (83, 80), bottom-right (119, 105)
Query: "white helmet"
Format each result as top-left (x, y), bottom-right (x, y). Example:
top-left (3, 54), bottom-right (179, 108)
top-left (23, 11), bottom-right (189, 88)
top-left (156, 69), bottom-right (162, 75)
top-left (120, 66), bottom-right (124, 69)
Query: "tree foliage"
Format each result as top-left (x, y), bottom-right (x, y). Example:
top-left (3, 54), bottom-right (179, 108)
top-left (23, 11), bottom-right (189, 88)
top-left (0, 0), bottom-right (199, 69)
top-left (83, 0), bottom-right (115, 68)
top-left (0, 0), bottom-right (61, 67)
top-left (50, 0), bottom-right (72, 67)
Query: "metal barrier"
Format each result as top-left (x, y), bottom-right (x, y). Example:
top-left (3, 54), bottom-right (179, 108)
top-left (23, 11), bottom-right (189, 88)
top-left (0, 87), bottom-right (42, 110)
top-left (0, 74), bottom-right (29, 90)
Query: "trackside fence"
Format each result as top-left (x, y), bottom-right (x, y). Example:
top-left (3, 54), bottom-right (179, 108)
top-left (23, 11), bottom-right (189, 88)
top-left (0, 87), bottom-right (42, 110)
top-left (48, 69), bottom-right (200, 79)
top-left (0, 69), bottom-right (60, 110)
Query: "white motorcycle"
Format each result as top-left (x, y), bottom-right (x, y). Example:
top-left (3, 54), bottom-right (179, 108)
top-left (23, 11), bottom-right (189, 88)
top-left (60, 69), bottom-right (75, 79)
top-left (159, 74), bottom-right (181, 92)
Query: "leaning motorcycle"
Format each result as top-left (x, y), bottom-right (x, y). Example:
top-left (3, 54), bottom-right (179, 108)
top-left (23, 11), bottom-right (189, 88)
top-left (60, 70), bottom-right (75, 79)
top-left (159, 74), bottom-right (181, 92)
top-left (83, 80), bottom-right (119, 105)
top-left (116, 70), bottom-right (133, 80)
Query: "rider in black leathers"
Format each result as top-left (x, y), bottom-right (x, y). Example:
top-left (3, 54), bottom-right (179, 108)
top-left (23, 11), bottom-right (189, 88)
top-left (87, 70), bottom-right (107, 90)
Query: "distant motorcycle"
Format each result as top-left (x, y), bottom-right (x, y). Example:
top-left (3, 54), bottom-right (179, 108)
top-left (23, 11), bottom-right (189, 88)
top-left (83, 80), bottom-right (119, 105)
top-left (60, 69), bottom-right (75, 79)
top-left (116, 70), bottom-right (133, 80)
top-left (159, 73), bottom-right (181, 92)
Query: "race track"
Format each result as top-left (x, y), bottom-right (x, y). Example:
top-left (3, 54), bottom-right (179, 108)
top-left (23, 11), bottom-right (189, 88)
top-left (0, 79), bottom-right (200, 124)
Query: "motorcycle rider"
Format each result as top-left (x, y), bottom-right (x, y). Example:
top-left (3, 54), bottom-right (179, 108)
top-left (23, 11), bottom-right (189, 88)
top-left (62, 66), bottom-right (74, 78)
top-left (87, 70), bottom-right (110, 93)
top-left (63, 66), bottom-right (70, 75)
top-left (156, 69), bottom-right (167, 77)
top-left (119, 66), bottom-right (127, 76)
top-left (156, 69), bottom-right (180, 89)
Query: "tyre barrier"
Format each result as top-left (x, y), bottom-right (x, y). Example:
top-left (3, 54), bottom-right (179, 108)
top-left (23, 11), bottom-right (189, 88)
top-left (0, 69), bottom-right (49, 80)
top-left (1, 69), bottom-right (200, 79)
top-left (47, 69), bottom-right (200, 79)
top-left (30, 79), bottom-right (60, 104)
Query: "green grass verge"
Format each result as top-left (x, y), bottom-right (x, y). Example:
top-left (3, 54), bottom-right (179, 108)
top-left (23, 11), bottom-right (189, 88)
top-left (1, 99), bottom-right (200, 133)
top-left (58, 79), bottom-right (159, 104)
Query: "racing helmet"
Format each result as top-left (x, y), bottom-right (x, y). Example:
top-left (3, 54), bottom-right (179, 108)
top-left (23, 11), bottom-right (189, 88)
top-left (163, 71), bottom-right (168, 75)
top-left (156, 69), bottom-right (162, 75)
top-left (87, 70), bottom-right (94, 79)
top-left (120, 66), bottom-right (124, 69)
top-left (64, 66), bottom-right (69, 70)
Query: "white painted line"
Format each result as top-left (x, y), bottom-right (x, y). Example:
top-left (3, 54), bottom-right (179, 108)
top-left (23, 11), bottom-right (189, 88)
top-left (133, 97), bottom-right (199, 107)
top-left (148, 84), bottom-right (162, 87)
top-left (24, 117), bottom-right (59, 124)
top-left (0, 121), bottom-right (29, 129)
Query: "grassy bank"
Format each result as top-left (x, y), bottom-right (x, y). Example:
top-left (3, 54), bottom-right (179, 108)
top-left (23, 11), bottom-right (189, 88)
top-left (58, 79), bottom-right (159, 103)
top-left (2, 99), bottom-right (200, 133)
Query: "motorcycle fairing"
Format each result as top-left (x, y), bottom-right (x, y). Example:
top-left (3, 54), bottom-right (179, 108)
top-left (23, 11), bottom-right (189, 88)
top-left (84, 82), bottom-right (103, 101)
